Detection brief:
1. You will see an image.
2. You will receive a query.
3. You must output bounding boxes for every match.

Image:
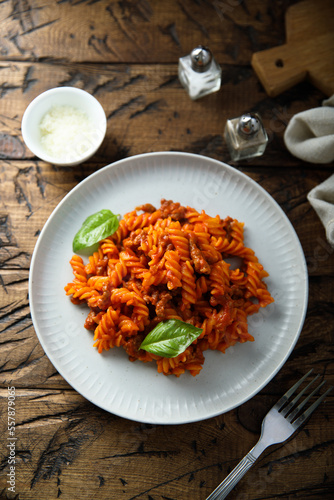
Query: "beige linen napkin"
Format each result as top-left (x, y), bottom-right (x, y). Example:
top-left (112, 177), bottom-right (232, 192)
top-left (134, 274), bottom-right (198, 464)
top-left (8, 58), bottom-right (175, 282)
top-left (307, 174), bottom-right (334, 247)
top-left (284, 95), bottom-right (334, 164)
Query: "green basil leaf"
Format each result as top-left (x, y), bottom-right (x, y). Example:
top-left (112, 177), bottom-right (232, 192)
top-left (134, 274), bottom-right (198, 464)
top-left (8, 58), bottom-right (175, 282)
top-left (140, 319), bottom-right (202, 358)
top-left (73, 209), bottom-right (119, 252)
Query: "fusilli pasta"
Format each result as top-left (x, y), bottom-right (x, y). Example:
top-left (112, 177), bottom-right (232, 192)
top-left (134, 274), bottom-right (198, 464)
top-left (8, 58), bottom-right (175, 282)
top-left (65, 200), bottom-right (274, 376)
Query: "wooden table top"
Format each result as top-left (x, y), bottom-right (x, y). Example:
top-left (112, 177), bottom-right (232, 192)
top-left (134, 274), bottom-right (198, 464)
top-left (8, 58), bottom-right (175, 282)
top-left (0, 1), bottom-right (333, 499)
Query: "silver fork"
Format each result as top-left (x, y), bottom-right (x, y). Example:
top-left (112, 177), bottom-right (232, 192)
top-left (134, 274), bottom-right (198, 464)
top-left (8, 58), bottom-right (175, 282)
top-left (205, 369), bottom-right (333, 500)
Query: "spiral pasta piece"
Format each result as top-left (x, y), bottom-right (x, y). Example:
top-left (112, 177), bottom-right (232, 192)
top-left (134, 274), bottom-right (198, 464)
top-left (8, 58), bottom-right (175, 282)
top-left (165, 250), bottom-right (182, 290)
top-left (180, 260), bottom-right (197, 308)
top-left (69, 255), bottom-right (87, 283)
top-left (167, 223), bottom-right (191, 261)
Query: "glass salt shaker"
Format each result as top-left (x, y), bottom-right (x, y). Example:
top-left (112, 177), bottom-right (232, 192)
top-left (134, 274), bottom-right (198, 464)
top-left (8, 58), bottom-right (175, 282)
top-left (224, 112), bottom-right (268, 161)
top-left (178, 46), bottom-right (222, 100)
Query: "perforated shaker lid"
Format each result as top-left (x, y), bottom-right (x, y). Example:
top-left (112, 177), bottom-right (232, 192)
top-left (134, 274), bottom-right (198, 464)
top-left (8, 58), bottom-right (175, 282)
top-left (190, 46), bottom-right (212, 72)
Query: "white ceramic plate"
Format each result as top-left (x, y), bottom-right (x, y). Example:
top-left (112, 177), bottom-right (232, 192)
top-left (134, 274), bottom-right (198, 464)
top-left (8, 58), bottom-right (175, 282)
top-left (29, 152), bottom-right (308, 424)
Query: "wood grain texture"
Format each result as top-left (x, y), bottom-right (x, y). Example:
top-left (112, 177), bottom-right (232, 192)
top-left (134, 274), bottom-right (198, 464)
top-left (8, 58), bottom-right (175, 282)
top-left (0, 61), bottom-right (330, 167)
top-left (0, 387), bottom-right (333, 500)
top-left (0, 0), bottom-right (292, 64)
top-left (0, 1), bottom-right (333, 499)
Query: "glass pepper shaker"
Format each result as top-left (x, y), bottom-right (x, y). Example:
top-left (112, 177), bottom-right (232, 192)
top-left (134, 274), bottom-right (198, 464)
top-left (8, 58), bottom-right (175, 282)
top-left (178, 46), bottom-right (222, 100)
top-left (224, 112), bottom-right (268, 161)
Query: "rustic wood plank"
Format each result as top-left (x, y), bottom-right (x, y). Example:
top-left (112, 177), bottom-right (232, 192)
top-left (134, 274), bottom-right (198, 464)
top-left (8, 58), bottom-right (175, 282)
top-left (0, 0), bottom-right (293, 64)
top-left (0, 387), bottom-right (332, 500)
top-left (0, 61), bottom-right (332, 167)
top-left (0, 2), bottom-right (333, 500)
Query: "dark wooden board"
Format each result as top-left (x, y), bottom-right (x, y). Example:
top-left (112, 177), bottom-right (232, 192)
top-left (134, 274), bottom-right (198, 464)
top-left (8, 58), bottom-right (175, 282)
top-left (0, 0), bottom-right (294, 64)
top-left (0, 61), bottom-right (331, 168)
top-left (0, 1), bottom-right (333, 499)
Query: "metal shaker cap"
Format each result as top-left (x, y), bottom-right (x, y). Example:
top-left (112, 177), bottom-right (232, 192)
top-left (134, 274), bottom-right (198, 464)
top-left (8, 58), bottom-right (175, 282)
top-left (237, 113), bottom-right (261, 138)
top-left (190, 46), bottom-right (212, 72)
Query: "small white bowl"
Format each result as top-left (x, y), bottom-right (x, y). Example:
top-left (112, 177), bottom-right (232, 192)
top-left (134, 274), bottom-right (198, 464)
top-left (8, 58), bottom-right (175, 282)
top-left (21, 87), bottom-right (107, 166)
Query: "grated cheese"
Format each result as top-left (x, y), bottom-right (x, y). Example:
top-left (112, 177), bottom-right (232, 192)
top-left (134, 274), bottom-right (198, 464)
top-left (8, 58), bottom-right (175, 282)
top-left (39, 105), bottom-right (96, 160)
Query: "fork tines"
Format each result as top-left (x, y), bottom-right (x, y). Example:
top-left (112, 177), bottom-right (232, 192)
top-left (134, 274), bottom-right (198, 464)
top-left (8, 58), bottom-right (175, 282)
top-left (274, 369), bottom-right (333, 428)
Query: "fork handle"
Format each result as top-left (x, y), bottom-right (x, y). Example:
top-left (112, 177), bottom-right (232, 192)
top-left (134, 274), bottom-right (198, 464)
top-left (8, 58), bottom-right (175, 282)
top-left (205, 452), bottom-right (257, 500)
